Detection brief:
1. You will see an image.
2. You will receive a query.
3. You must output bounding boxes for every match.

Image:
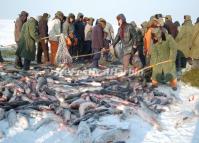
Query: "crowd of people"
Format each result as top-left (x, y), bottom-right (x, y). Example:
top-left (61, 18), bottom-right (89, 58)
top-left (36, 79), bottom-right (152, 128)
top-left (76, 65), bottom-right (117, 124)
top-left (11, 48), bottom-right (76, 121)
top-left (0, 11), bottom-right (199, 90)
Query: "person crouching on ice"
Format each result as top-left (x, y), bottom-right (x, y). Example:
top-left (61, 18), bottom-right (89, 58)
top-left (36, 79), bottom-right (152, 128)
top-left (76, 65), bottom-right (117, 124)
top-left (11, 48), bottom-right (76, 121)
top-left (150, 28), bottom-right (178, 90)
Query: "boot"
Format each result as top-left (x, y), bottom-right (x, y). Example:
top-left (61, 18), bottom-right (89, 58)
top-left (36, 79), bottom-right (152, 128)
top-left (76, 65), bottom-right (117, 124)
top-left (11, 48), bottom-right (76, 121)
top-left (15, 56), bottom-right (23, 69)
top-left (170, 79), bottom-right (177, 91)
top-left (0, 51), bottom-right (4, 62)
top-left (151, 79), bottom-right (158, 88)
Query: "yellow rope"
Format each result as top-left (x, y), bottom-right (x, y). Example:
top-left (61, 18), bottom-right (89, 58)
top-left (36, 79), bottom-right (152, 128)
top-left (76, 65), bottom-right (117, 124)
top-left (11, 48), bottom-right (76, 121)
top-left (72, 51), bottom-right (102, 59)
top-left (128, 60), bottom-right (173, 77)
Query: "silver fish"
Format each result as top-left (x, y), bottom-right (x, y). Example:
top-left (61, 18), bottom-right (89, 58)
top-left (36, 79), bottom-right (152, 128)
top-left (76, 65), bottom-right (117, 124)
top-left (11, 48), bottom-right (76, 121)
top-left (70, 98), bottom-right (86, 109)
top-left (0, 108), bottom-right (5, 120)
top-left (93, 128), bottom-right (130, 143)
top-left (2, 88), bottom-right (12, 100)
top-left (77, 121), bottom-right (92, 143)
top-left (7, 109), bottom-right (17, 127)
top-left (36, 77), bottom-right (47, 92)
top-left (0, 130), bottom-right (5, 139)
top-left (63, 109), bottom-right (71, 123)
top-left (79, 102), bottom-right (96, 117)
top-left (137, 102), bottom-right (162, 131)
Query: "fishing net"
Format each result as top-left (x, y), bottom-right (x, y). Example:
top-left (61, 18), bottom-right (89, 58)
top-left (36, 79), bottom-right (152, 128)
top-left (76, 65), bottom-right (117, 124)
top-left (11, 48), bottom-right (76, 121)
top-left (55, 34), bottom-right (73, 65)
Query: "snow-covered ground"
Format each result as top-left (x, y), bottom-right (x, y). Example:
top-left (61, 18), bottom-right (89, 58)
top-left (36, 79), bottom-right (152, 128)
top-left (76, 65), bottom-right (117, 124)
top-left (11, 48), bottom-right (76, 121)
top-left (0, 83), bottom-right (199, 143)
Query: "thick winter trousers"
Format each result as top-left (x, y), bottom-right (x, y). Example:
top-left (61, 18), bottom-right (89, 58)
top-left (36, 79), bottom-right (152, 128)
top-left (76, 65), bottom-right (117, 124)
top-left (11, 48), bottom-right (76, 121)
top-left (37, 40), bottom-right (49, 64)
top-left (50, 41), bottom-right (58, 65)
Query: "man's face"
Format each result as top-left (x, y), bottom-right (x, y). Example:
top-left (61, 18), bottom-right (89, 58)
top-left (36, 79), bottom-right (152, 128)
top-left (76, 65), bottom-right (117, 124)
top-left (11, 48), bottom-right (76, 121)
top-left (118, 19), bottom-right (123, 27)
top-left (152, 30), bottom-right (162, 43)
top-left (21, 15), bottom-right (28, 22)
top-left (59, 16), bottom-right (63, 21)
top-left (69, 18), bottom-right (74, 23)
top-left (100, 22), bottom-right (106, 29)
top-left (80, 17), bottom-right (83, 22)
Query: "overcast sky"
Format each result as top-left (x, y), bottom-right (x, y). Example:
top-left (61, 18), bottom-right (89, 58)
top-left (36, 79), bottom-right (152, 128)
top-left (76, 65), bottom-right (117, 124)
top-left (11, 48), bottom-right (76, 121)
top-left (1, 0), bottom-right (198, 25)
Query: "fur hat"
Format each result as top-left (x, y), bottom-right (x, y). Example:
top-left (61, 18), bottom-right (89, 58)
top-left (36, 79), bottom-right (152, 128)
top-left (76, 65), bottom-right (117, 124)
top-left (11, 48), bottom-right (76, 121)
top-left (165, 15), bottom-right (172, 21)
top-left (116, 14), bottom-right (126, 23)
top-left (184, 15), bottom-right (192, 22)
top-left (55, 11), bottom-right (64, 18)
top-left (19, 11), bottom-right (29, 17)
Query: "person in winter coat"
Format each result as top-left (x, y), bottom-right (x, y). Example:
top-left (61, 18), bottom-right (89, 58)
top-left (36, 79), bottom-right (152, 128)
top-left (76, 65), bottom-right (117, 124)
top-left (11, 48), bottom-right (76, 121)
top-left (112, 14), bottom-right (137, 71)
top-left (143, 18), bottom-right (161, 65)
top-left (104, 22), bottom-right (114, 43)
top-left (164, 15), bottom-right (178, 39)
top-left (63, 13), bottom-right (75, 37)
top-left (91, 18), bottom-right (106, 68)
top-left (150, 28), bottom-right (177, 90)
top-left (195, 17), bottom-right (199, 24)
top-left (74, 13), bottom-right (85, 59)
top-left (48, 11), bottom-right (64, 65)
top-left (37, 13), bottom-right (50, 64)
top-left (175, 15), bottom-right (194, 70)
top-left (84, 17), bottom-right (95, 59)
top-left (0, 51), bottom-right (3, 63)
top-left (189, 19), bottom-right (199, 69)
top-left (14, 11), bottom-right (29, 68)
top-left (0, 50), bottom-right (3, 68)
top-left (131, 21), bottom-right (146, 67)
top-left (63, 13), bottom-right (78, 57)
top-left (16, 17), bottom-right (39, 70)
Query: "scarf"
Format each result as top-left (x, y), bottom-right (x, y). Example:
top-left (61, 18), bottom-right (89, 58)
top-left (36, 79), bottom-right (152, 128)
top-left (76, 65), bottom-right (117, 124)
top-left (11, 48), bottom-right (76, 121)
top-left (120, 22), bottom-right (127, 39)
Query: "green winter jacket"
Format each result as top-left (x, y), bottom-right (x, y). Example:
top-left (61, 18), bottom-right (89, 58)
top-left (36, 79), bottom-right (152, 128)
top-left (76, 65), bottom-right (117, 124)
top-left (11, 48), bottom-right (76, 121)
top-left (150, 34), bottom-right (177, 82)
top-left (175, 20), bottom-right (193, 58)
top-left (190, 23), bottom-right (199, 59)
top-left (16, 18), bottom-right (39, 61)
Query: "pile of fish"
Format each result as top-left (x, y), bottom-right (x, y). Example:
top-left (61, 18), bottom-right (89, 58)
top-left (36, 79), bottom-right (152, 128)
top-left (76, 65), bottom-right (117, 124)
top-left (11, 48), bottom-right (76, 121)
top-left (0, 64), bottom-right (181, 142)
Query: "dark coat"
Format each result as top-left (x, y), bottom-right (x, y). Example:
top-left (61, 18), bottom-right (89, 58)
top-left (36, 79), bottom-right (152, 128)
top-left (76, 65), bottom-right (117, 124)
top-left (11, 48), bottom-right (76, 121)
top-left (74, 20), bottom-right (85, 41)
top-left (38, 17), bottom-right (48, 38)
top-left (113, 23), bottom-right (137, 55)
top-left (164, 20), bottom-right (178, 39)
top-left (16, 18), bottom-right (39, 61)
top-left (176, 20), bottom-right (194, 58)
top-left (91, 24), bottom-right (104, 49)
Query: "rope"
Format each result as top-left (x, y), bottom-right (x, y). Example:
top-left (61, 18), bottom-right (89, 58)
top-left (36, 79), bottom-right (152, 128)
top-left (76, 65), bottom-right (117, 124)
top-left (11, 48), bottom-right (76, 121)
top-left (128, 60), bottom-right (173, 77)
top-left (72, 51), bottom-right (102, 59)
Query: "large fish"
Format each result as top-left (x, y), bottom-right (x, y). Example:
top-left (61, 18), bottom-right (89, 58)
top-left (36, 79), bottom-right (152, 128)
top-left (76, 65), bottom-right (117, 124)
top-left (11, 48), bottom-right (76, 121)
top-left (7, 109), bottom-right (17, 127)
top-left (114, 42), bottom-right (123, 61)
top-left (62, 109), bottom-right (71, 123)
top-left (0, 108), bottom-right (5, 120)
top-left (2, 88), bottom-right (12, 101)
top-left (137, 102), bottom-right (162, 131)
top-left (69, 98), bottom-right (86, 109)
top-left (0, 130), bottom-right (5, 139)
top-left (93, 128), bottom-right (130, 143)
top-left (79, 102), bottom-right (96, 117)
top-left (77, 121), bottom-right (92, 143)
top-left (36, 77), bottom-right (47, 92)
